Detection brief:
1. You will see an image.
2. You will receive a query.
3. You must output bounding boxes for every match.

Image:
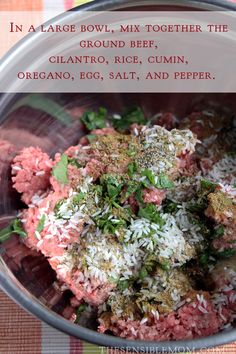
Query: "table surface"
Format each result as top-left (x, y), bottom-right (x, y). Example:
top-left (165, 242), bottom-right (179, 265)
top-left (1, 290), bottom-right (236, 354)
top-left (1, 1), bottom-right (236, 353)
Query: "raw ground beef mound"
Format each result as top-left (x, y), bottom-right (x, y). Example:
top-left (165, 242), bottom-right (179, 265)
top-left (99, 297), bottom-right (226, 341)
top-left (12, 147), bottom-right (53, 204)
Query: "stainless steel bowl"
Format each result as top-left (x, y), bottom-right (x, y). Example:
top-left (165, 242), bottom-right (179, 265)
top-left (0, 1), bottom-right (236, 352)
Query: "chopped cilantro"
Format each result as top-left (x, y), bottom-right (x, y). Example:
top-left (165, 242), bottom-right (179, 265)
top-left (139, 266), bottom-right (148, 280)
top-left (117, 279), bottom-right (130, 290)
top-left (213, 225), bottom-right (225, 238)
top-left (127, 162), bottom-right (138, 178)
top-left (199, 252), bottom-right (209, 266)
top-left (81, 107), bottom-right (107, 131)
top-left (123, 181), bottom-right (139, 199)
top-left (96, 216), bottom-right (126, 234)
top-left (143, 255), bottom-right (157, 272)
top-left (75, 304), bottom-right (87, 323)
top-left (107, 184), bottom-right (122, 199)
top-left (156, 174), bottom-right (174, 189)
top-left (86, 134), bottom-right (97, 143)
top-left (164, 200), bottom-right (178, 213)
top-left (141, 169), bottom-right (156, 186)
top-left (187, 200), bottom-right (207, 213)
top-left (138, 204), bottom-right (164, 226)
top-left (215, 249), bottom-right (235, 258)
top-left (36, 215), bottom-right (46, 234)
top-left (0, 224), bottom-right (13, 243)
top-left (52, 154), bottom-right (68, 184)
top-left (111, 106), bottom-right (147, 132)
top-left (73, 192), bottom-right (86, 205)
top-left (135, 185), bottom-right (144, 204)
top-left (127, 143), bottom-right (137, 157)
top-left (0, 219), bottom-right (26, 243)
top-left (101, 174), bottom-right (124, 200)
top-left (121, 180), bottom-right (144, 204)
top-left (54, 200), bottom-right (64, 215)
top-left (12, 219), bottom-right (27, 237)
top-left (200, 178), bottom-right (217, 192)
top-left (160, 260), bottom-right (170, 271)
top-left (141, 169), bottom-right (174, 189)
top-left (68, 157), bottom-right (82, 168)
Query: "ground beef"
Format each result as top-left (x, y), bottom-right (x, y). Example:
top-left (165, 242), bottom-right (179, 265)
top-left (143, 188), bottom-right (166, 205)
top-left (12, 147), bottom-right (53, 205)
top-left (177, 153), bottom-right (199, 177)
top-left (206, 191), bottom-right (236, 225)
top-left (199, 158), bottom-right (214, 174)
top-left (48, 261), bottom-right (115, 307)
top-left (91, 127), bottom-right (117, 136)
top-left (84, 159), bottom-right (106, 181)
top-left (99, 297), bottom-right (224, 341)
top-left (69, 270), bottom-right (115, 306)
top-left (21, 191), bottom-right (80, 257)
top-left (154, 112), bottom-right (177, 131)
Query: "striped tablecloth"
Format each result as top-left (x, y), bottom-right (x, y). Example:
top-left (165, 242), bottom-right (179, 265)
top-left (1, 289), bottom-right (236, 354)
top-left (1, 1), bottom-right (236, 353)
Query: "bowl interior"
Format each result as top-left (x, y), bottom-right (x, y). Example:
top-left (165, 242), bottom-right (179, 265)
top-left (0, 92), bottom-right (236, 340)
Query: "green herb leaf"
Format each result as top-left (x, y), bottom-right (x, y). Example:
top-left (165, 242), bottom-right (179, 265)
top-left (52, 154), bottom-right (68, 184)
top-left (160, 260), bottom-right (170, 271)
top-left (138, 204), bottom-right (164, 225)
top-left (127, 143), bottom-right (137, 157)
top-left (0, 224), bottom-right (13, 243)
top-left (96, 216), bottom-right (126, 234)
top-left (127, 162), bottom-right (138, 178)
top-left (200, 178), bottom-right (217, 192)
top-left (101, 174), bottom-right (124, 200)
top-left (141, 169), bottom-right (156, 186)
top-left (54, 200), bottom-right (64, 215)
top-left (199, 252), bottom-right (209, 266)
top-left (135, 185), bottom-right (144, 204)
top-left (12, 219), bottom-right (27, 237)
top-left (86, 134), bottom-right (97, 143)
top-left (164, 200), bottom-right (179, 213)
top-left (75, 304), bottom-right (87, 323)
top-left (73, 192), bottom-right (86, 205)
top-left (123, 181), bottom-right (139, 200)
top-left (187, 200), bottom-right (207, 213)
top-left (36, 215), bottom-right (46, 234)
top-left (213, 225), bottom-right (225, 238)
top-left (81, 107), bottom-right (107, 131)
top-left (7, 94), bottom-right (72, 125)
top-left (141, 169), bottom-right (174, 190)
top-left (117, 279), bottom-right (130, 290)
top-left (139, 267), bottom-right (148, 280)
top-left (112, 106), bottom-right (147, 132)
top-left (215, 249), bottom-right (235, 258)
top-left (157, 174), bottom-right (174, 189)
top-left (0, 219), bottom-right (26, 243)
top-left (68, 157), bottom-right (82, 168)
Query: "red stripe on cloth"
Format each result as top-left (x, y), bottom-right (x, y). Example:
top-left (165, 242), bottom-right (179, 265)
top-left (0, 290), bottom-right (42, 354)
top-left (65, 0), bottom-right (74, 10)
top-left (0, 0), bottom-right (42, 10)
top-left (70, 336), bottom-right (83, 354)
